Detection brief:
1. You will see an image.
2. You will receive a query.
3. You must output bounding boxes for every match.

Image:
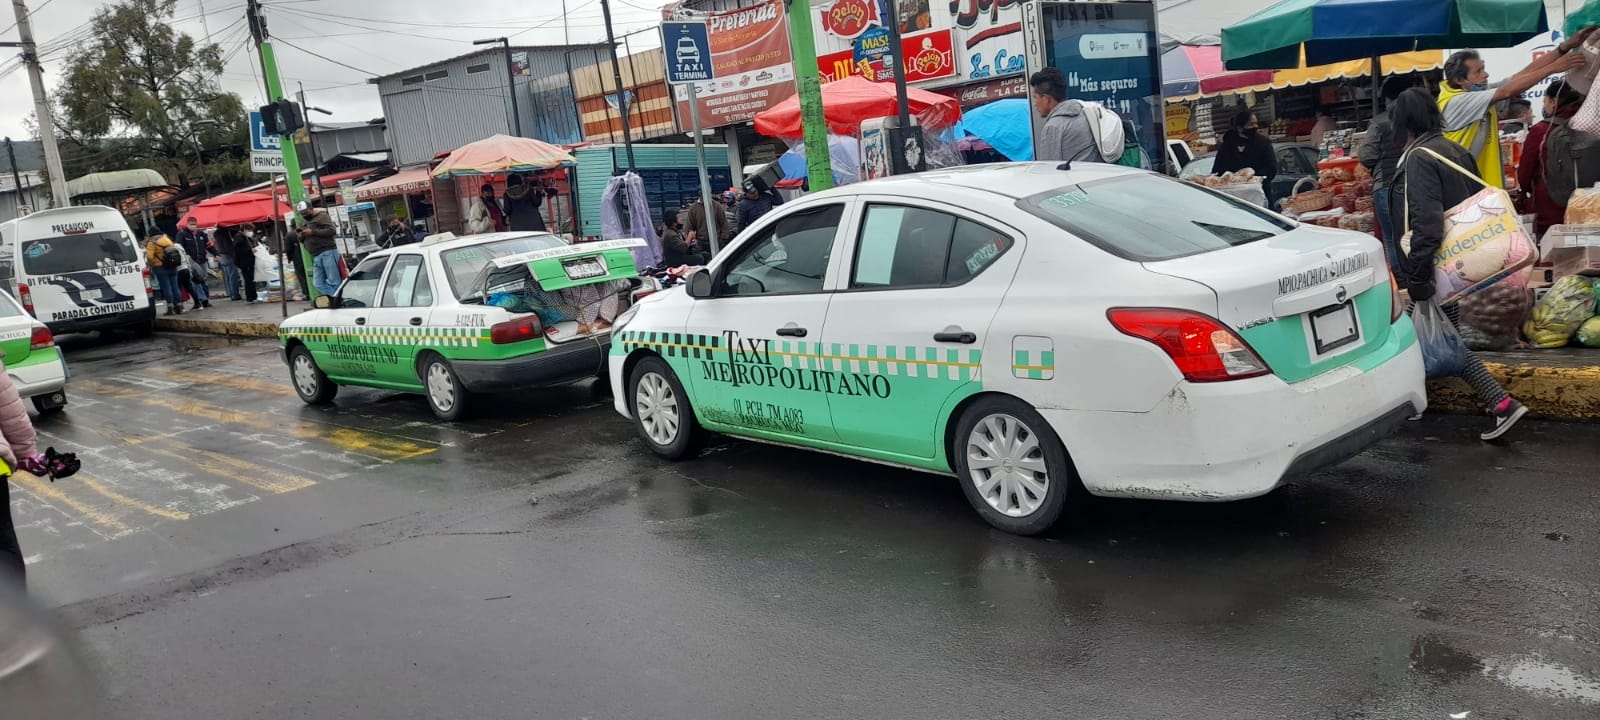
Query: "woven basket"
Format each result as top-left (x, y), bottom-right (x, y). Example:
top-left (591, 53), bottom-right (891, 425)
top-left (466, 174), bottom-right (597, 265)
top-left (1285, 177), bottom-right (1333, 214)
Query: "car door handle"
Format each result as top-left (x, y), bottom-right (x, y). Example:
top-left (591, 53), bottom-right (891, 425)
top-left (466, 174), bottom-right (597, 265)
top-left (775, 326), bottom-right (807, 338)
top-left (409, 317), bottom-right (423, 326)
top-left (355, 317), bottom-right (366, 326)
top-left (934, 330), bottom-right (977, 344)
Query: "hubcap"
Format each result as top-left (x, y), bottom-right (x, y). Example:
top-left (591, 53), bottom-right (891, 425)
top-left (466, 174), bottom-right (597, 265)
top-left (634, 372), bottom-right (680, 446)
top-left (426, 362), bottom-right (456, 412)
top-left (292, 355), bottom-right (320, 397)
top-left (966, 414), bottom-right (1049, 518)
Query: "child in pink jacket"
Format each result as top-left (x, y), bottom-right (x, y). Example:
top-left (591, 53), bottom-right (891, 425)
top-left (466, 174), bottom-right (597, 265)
top-left (0, 356), bottom-right (78, 586)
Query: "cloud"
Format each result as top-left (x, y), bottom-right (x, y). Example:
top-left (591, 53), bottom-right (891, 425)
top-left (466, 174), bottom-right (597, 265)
top-left (2, 0), bottom-right (669, 143)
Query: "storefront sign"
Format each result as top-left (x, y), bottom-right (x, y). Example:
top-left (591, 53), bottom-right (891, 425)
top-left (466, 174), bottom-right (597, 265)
top-left (950, 0), bottom-right (1027, 82)
top-left (936, 74), bottom-right (1028, 106)
top-left (819, 29), bottom-right (956, 83)
top-left (821, 0), bottom-right (879, 39)
top-left (670, 0), bottom-right (796, 130)
top-left (1032, 1), bottom-right (1164, 169)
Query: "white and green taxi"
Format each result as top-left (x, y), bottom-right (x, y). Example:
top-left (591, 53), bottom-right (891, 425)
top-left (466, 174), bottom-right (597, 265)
top-left (1, 288), bottom-right (69, 415)
top-left (609, 162), bottom-right (1427, 535)
top-left (280, 232), bottom-right (653, 420)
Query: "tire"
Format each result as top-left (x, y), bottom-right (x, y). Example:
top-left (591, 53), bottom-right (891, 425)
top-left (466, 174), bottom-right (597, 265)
top-left (288, 346), bottom-right (338, 405)
top-left (952, 397), bottom-right (1073, 536)
top-left (627, 356), bottom-right (701, 459)
top-left (32, 395), bottom-right (64, 417)
top-left (420, 353), bottom-right (469, 421)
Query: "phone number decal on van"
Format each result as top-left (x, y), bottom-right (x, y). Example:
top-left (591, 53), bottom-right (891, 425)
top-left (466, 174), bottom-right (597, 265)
top-left (51, 301), bottom-right (137, 321)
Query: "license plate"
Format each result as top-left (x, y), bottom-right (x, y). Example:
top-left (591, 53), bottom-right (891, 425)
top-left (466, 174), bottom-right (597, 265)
top-left (562, 257), bottom-right (607, 280)
top-left (1309, 302), bottom-right (1360, 355)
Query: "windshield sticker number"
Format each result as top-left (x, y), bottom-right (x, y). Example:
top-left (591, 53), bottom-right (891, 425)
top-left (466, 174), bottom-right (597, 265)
top-left (964, 238), bottom-right (1004, 274)
top-left (1042, 190), bottom-right (1089, 210)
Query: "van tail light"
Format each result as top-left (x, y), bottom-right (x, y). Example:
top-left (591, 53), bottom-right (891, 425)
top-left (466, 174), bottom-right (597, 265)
top-left (1108, 308), bottom-right (1271, 383)
top-left (1389, 270), bottom-right (1405, 323)
top-left (17, 284), bottom-right (34, 317)
top-left (30, 326), bottom-right (53, 350)
top-left (142, 267), bottom-right (154, 297)
top-left (490, 316), bottom-right (543, 344)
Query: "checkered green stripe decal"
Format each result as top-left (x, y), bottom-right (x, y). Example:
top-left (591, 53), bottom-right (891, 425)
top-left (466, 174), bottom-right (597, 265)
top-left (284, 325), bottom-right (490, 348)
top-left (617, 331), bottom-right (982, 381)
top-left (1012, 348), bottom-right (1055, 380)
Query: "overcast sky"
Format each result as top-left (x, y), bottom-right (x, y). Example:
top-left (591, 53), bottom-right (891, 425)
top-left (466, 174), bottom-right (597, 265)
top-left (0, 0), bottom-right (673, 139)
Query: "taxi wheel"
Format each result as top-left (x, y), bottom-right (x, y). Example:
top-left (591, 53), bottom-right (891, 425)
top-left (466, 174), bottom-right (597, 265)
top-left (421, 353), bottom-right (469, 422)
top-left (289, 346), bottom-right (337, 405)
top-left (953, 398), bottom-right (1072, 536)
top-left (628, 356), bottom-right (701, 459)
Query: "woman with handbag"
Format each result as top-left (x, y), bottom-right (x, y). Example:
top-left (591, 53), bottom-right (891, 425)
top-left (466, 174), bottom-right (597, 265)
top-left (1391, 88), bottom-right (1528, 440)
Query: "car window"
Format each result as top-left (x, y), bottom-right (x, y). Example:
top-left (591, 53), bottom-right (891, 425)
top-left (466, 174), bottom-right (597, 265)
top-left (339, 256), bottom-right (389, 309)
top-left (946, 219), bottom-right (1013, 284)
top-left (850, 205), bottom-right (1012, 289)
top-left (1298, 147), bottom-right (1320, 172)
top-left (1018, 174), bottom-right (1295, 262)
top-left (379, 254), bottom-right (432, 307)
top-left (0, 288), bottom-right (25, 318)
top-left (441, 234), bottom-right (567, 301)
top-left (20, 232), bottom-right (138, 275)
top-left (1179, 156), bottom-right (1214, 179)
top-left (717, 204), bottom-right (843, 297)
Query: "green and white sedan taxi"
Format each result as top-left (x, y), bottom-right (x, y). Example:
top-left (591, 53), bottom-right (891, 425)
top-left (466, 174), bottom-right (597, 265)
top-left (280, 232), bottom-right (653, 420)
top-left (0, 288), bottom-right (69, 415)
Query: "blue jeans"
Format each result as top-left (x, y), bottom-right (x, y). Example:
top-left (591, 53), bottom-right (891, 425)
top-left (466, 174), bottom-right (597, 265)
top-left (180, 269), bottom-right (208, 305)
top-left (219, 254), bottom-right (243, 299)
top-left (153, 268), bottom-right (181, 307)
top-left (1374, 185), bottom-right (1400, 271)
top-left (311, 249), bottom-right (342, 298)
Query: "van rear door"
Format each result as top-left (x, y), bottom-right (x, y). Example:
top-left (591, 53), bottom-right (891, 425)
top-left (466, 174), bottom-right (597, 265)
top-left (19, 229), bottom-right (145, 325)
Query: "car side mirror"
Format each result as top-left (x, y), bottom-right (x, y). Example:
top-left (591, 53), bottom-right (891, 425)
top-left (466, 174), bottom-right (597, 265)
top-left (313, 294), bottom-right (339, 309)
top-left (686, 269), bottom-right (713, 299)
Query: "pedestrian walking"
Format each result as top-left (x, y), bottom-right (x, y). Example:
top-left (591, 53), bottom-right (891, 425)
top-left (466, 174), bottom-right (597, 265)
top-left (1437, 32), bottom-right (1591, 187)
top-left (1517, 80), bottom-right (1588, 237)
top-left (1029, 67), bottom-right (1100, 164)
top-left (146, 234), bottom-right (185, 315)
top-left (1360, 77), bottom-right (1415, 267)
top-left (298, 207), bottom-right (341, 298)
top-left (503, 174), bottom-right (552, 233)
top-left (174, 242), bottom-right (210, 311)
top-left (231, 226), bottom-right (262, 304)
top-left (177, 220), bottom-right (214, 307)
top-left (735, 182), bottom-right (783, 231)
top-left (0, 353), bottom-right (80, 587)
top-left (212, 228), bottom-right (243, 301)
top-left (1390, 88), bottom-right (1528, 440)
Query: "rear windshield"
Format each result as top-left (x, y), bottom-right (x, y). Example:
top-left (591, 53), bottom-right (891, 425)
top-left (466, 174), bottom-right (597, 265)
top-left (440, 234), bottom-right (566, 300)
top-left (1017, 175), bottom-right (1295, 262)
top-left (21, 232), bottom-right (139, 276)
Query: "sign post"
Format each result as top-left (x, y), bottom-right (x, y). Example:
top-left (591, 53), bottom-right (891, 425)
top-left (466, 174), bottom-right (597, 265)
top-left (663, 20), bottom-right (722, 254)
top-left (788, 0), bottom-right (833, 191)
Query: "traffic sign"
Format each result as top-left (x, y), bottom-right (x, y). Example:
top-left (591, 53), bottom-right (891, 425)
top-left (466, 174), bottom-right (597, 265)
top-left (250, 151), bottom-right (285, 174)
top-left (662, 21), bottom-right (713, 84)
top-left (249, 110), bottom-right (281, 152)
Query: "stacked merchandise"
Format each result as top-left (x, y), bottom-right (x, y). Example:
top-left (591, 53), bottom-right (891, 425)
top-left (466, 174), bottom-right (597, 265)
top-left (1284, 155), bottom-right (1376, 235)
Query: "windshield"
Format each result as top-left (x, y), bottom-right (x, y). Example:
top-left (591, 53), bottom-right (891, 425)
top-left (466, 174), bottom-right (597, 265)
top-left (440, 234), bottom-right (567, 301)
top-left (1018, 174), bottom-right (1294, 262)
top-left (20, 232), bottom-right (139, 276)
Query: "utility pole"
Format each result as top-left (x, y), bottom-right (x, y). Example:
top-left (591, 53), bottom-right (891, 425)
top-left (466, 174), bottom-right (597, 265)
top-left (786, 0), bottom-right (832, 191)
top-left (474, 38), bottom-right (523, 138)
top-left (246, 0), bottom-right (317, 303)
top-left (598, 0), bottom-right (635, 170)
top-left (7, 0), bottom-right (71, 206)
top-left (297, 82), bottom-right (328, 198)
top-left (878, 0), bottom-right (923, 172)
top-left (4, 137), bottom-right (31, 211)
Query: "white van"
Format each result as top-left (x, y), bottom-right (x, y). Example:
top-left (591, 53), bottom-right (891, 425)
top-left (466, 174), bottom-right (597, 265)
top-left (0, 206), bottom-right (155, 336)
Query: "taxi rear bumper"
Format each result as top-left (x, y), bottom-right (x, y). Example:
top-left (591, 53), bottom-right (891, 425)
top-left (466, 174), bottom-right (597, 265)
top-left (452, 335), bottom-right (611, 393)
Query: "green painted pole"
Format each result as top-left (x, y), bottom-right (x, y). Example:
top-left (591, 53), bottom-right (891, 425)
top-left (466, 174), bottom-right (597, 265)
top-left (786, 0), bottom-right (832, 192)
top-left (258, 41), bottom-right (318, 301)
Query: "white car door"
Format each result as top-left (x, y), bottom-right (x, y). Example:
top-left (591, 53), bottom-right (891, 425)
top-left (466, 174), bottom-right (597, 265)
top-left (819, 197), bottom-right (1024, 461)
top-left (681, 200), bottom-right (854, 443)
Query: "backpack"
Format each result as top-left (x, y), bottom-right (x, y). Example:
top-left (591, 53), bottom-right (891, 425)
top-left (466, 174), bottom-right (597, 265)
top-left (1078, 101), bottom-right (1127, 163)
top-left (161, 245), bottom-right (183, 270)
top-left (1542, 116), bottom-right (1600, 206)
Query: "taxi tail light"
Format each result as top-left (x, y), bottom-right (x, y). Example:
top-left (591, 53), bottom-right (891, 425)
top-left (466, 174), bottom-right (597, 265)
top-left (490, 316), bottom-right (543, 344)
top-left (30, 326), bottom-right (54, 350)
top-left (1389, 270), bottom-right (1405, 323)
top-left (17, 284), bottom-right (34, 317)
top-left (142, 268), bottom-right (154, 297)
top-left (1108, 308), bottom-right (1270, 383)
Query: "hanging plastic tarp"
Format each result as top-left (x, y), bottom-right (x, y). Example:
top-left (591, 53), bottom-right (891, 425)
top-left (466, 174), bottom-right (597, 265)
top-left (777, 134), bottom-right (862, 185)
top-left (956, 98), bottom-right (1034, 161)
top-left (600, 172), bottom-right (661, 269)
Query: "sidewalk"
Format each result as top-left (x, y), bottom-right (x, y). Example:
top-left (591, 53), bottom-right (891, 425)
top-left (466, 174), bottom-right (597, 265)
top-left (153, 295), bottom-right (308, 339)
top-left (1430, 348), bottom-right (1600, 422)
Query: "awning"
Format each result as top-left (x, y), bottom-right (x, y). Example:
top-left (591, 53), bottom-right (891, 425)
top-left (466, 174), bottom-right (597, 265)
top-left (67, 169), bottom-right (169, 198)
top-left (1168, 49), bottom-right (1444, 102)
top-left (352, 167), bottom-right (433, 201)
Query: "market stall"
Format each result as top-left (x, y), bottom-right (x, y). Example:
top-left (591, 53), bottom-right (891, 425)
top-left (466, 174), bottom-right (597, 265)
top-left (431, 134), bottom-right (576, 238)
top-left (754, 75), bottom-right (964, 183)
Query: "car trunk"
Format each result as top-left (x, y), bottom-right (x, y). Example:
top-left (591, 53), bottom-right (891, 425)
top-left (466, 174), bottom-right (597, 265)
top-left (479, 240), bottom-right (647, 343)
top-left (1142, 225), bottom-right (1393, 384)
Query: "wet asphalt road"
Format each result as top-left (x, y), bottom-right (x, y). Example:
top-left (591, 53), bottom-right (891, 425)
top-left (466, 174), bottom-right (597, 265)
top-left (10, 332), bottom-right (1600, 719)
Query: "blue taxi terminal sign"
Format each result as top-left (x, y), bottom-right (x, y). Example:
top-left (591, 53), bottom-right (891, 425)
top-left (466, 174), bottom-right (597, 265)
top-left (662, 21), bottom-right (714, 84)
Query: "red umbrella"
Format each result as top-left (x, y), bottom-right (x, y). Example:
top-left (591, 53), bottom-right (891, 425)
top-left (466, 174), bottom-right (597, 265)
top-left (754, 75), bottom-right (963, 137)
top-left (180, 191), bottom-right (290, 228)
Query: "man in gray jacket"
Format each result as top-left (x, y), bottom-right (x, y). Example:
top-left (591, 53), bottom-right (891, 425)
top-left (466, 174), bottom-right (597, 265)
top-left (1029, 67), bottom-right (1099, 164)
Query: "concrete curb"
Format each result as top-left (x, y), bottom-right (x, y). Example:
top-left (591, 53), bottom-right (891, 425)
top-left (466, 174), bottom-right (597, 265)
top-left (1428, 361), bottom-right (1600, 421)
top-left (154, 316), bottom-right (280, 339)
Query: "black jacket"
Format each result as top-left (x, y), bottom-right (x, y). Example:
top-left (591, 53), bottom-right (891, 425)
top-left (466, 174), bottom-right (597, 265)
top-left (231, 232), bottom-right (256, 269)
top-left (1392, 132), bottom-right (1481, 302)
top-left (176, 228), bottom-right (207, 262)
top-left (503, 185), bottom-right (549, 232)
top-left (659, 226), bottom-right (704, 267)
top-left (299, 211), bottom-right (339, 255)
top-left (1212, 131), bottom-right (1276, 185)
top-left (736, 192), bottom-right (782, 230)
top-left (1359, 112), bottom-right (1404, 188)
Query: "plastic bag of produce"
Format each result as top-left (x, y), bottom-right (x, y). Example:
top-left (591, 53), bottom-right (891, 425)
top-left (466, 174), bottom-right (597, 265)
top-left (1413, 300), bottom-right (1468, 379)
top-left (1522, 275), bottom-right (1598, 348)
top-left (1578, 316), bottom-right (1600, 347)
top-left (1458, 270), bottom-right (1533, 350)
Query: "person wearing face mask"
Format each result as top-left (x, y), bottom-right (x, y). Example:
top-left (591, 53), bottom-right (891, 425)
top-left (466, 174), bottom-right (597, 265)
top-left (231, 225), bottom-right (262, 304)
top-left (1212, 108), bottom-right (1276, 193)
top-left (1438, 31), bottom-right (1594, 188)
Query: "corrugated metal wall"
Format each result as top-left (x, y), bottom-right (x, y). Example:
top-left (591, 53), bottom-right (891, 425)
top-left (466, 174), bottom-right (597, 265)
top-left (574, 144), bottom-right (732, 237)
top-left (571, 46), bottom-right (678, 143)
top-left (309, 124), bottom-right (389, 165)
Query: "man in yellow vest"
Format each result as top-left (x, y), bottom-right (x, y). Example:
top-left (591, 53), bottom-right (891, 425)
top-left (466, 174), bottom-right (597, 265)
top-left (1438, 35), bottom-right (1592, 187)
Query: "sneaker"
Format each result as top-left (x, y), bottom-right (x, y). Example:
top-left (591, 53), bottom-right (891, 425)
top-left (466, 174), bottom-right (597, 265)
top-left (202, 301), bottom-right (213, 308)
top-left (1481, 399), bottom-right (1529, 441)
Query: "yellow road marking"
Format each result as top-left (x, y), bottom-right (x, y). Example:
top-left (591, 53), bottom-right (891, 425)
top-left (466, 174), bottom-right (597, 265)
top-left (74, 472), bottom-right (191, 521)
top-left (51, 421), bottom-right (316, 495)
top-left (10, 472), bottom-right (134, 538)
top-left (148, 366), bottom-right (291, 396)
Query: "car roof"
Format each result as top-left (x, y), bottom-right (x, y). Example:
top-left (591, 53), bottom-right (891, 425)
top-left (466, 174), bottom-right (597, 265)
top-left (807, 161), bottom-right (1145, 202)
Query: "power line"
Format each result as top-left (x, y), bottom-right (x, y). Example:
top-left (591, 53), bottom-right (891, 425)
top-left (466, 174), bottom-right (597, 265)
top-left (0, 0), bottom-right (56, 37)
top-left (273, 37), bottom-right (379, 77)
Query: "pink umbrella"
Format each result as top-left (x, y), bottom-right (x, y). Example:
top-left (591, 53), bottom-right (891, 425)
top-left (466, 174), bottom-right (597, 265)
top-left (1161, 44), bottom-right (1275, 97)
top-left (180, 191), bottom-right (290, 227)
top-left (431, 134), bottom-right (576, 178)
top-left (754, 75), bottom-right (962, 137)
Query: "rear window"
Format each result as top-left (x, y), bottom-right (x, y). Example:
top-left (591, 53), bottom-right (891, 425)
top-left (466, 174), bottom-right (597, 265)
top-left (1018, 174), bottom-right (1294, 262)
top-left (21, 232), bottom-right (139, 275)
top-left (440, 234), bottom-right (567, 300)
top-left (0, 289), bottom-right (26, 318)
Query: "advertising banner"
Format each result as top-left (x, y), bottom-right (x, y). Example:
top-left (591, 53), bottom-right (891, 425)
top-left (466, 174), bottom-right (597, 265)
top-left (813, 0), bottom-right (1024, 91)
top-left (1033, 1), bottom-right (1165, 169)
top-left (949, 0), bottom-right (1028, 84)
top-left (817, 28), bottom-right (956, 83)
top-left (670, 0), bottom-right (796, 130)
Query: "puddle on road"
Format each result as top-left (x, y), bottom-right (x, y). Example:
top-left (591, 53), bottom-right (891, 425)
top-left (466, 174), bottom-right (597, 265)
top-left (1411, 635), bottom-right (1483, 680)
top-left (1485, 656), bottom-right (1600, 705)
